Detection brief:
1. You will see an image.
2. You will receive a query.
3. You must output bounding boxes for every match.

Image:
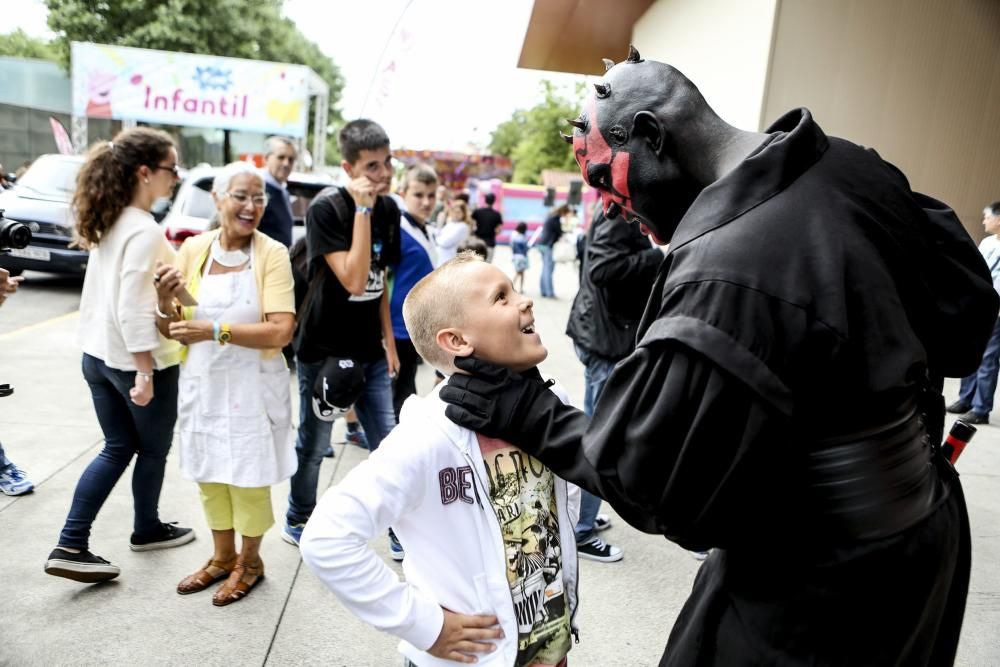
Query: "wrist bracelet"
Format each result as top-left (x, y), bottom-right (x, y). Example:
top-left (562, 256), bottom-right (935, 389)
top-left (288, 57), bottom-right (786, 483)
top-left (356, 205), bottom-right (373, 216)
top-left (212, 321), bottom-right (221, 341)
top-left (155, 303), bottom-right (175, 319)
top-left (136, 371), bottom-right (153, 381)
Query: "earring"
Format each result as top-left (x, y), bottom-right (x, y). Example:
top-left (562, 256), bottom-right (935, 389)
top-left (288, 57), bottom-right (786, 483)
top-left (144, 179), bottom-right (150, 184)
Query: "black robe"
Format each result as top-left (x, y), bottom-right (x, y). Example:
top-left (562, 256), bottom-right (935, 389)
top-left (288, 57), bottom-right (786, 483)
top-left (494, 110), bottom-right (995, 665)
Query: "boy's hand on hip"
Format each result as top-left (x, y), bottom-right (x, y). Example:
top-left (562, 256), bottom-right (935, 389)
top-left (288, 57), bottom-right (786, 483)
top-left (427, 608), bottom-right (503, 663)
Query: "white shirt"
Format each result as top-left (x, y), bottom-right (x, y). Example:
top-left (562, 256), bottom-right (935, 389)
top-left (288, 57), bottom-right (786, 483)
top-left (979, 234), bottom-right (1000, 295)
top-left (78, 206), bottom-right (180, 370)
top-left (433, 221), bottom-right (469, 266)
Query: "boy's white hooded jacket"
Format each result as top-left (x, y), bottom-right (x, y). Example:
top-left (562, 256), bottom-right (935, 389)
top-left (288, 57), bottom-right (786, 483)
top-left (300, 382), bottom-right (580, 667)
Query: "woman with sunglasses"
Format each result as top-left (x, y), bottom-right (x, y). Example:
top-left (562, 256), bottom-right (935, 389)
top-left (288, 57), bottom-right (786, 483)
top-left (153, 161), bottom-right (296, 606)
top-left (45, 128), bottom-right (193, 584)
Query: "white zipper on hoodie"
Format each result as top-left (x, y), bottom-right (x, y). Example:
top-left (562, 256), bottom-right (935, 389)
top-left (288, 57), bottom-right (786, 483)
top-left (461, 443), bottom-right (582, 644)
top-left (444, 393), bottom-right (582, 648)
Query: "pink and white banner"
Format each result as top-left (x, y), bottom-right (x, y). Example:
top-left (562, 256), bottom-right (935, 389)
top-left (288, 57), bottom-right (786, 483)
top-left (71, 42), bottom-right (311, 137)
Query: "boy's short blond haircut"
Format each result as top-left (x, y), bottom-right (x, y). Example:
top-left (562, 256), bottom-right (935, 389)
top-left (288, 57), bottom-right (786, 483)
top-left (403, 251), bottom-right (483, 373)
top-left (402, 163), bottom-right (438, 192)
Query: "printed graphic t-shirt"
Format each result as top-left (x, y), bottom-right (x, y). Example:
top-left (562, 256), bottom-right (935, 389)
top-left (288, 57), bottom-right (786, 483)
top-left (296, 189), bottom-right (400, 363)
top-left (477, 434), bottom-right (572, 667)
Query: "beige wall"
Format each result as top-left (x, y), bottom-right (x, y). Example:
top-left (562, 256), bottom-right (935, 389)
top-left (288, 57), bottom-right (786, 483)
top-left (762, 0), bottom-right (1000, 237)
top-left (633, 0), bottom-right (778, 130)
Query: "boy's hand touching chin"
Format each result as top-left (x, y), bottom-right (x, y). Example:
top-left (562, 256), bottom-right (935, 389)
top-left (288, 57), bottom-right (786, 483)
top-left (428, 608), bottom-right (504, 663)
top-left (441, 356), bottom-right (551, 440)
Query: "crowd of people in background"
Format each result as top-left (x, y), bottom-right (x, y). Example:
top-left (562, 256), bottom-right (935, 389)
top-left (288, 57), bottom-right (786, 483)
top-left (5, 116), bottom-right (626, 628)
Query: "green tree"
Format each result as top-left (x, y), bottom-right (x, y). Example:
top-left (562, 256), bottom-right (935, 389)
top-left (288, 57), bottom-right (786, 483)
top-left (488, 110), bottom-right (526, 159)
top-left (488, 81), bottom-right (583, 184)
top-left (0, 29), bottom-right (59, 62)
top-left (45, 0), bottom-right (344, 161)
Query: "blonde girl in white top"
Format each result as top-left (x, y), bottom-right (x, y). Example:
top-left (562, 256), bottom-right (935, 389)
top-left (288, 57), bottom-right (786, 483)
top-left (433, 199), bottom-right (473, 265)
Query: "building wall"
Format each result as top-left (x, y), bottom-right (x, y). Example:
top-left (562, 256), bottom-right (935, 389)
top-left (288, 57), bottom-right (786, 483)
top-left (632, 0), bottom-right (778, 130)
top-left (762, 0), bottom-right (1000, 237)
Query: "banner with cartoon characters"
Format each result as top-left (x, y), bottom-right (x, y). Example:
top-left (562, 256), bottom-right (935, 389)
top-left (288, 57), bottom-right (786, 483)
top-left (71, 42), bottom-right (311, 137)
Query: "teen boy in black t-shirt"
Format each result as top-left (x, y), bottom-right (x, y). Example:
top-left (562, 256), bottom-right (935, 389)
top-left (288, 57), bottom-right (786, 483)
top-left (284, 119), bottom-right (401, 550)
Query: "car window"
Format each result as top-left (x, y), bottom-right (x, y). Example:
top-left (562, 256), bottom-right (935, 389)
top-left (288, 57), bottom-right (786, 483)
top-left (16, 157), bottom-right (82, 200)
top-left (181, 180), bottom-right (217, 220)
top-left (287, 183), bottom-right (329, 223)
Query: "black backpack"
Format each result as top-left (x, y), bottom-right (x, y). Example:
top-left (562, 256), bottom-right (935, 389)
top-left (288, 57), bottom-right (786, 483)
top-left (290, 187), bottom-right (350, 344)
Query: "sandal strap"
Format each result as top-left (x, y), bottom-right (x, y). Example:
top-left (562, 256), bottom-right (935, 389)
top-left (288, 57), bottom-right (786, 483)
top-left (235, 560), bottom-right (264, 576)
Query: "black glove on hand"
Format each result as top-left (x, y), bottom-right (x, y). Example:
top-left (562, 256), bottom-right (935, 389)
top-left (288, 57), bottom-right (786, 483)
top-left (441, 356), bottom-right (552, 441)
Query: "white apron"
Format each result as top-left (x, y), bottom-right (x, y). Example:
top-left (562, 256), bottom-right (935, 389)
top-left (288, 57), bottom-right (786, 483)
top-left (177, 252), bottom-right (296, 487)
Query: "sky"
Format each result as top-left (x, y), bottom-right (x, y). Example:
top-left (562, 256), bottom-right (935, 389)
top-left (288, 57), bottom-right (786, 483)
top-left (12, 0), bottom-right (590, 152)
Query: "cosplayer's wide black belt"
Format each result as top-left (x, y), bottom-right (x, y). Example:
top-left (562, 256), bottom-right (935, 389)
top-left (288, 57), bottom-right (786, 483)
top-left (803, 402), bottom-right (944, 542)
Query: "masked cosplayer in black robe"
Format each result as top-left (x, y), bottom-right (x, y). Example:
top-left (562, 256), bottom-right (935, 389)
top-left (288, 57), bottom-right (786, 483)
top-left (442, 49), bottom-right (998, 666)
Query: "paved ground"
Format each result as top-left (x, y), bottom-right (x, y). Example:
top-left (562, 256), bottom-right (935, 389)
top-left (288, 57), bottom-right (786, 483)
top-left (1, 246), bottom-right (998, 666)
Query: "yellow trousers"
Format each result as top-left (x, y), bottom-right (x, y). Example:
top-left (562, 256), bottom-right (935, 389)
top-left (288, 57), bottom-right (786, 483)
top-left (198, 483), bottom-right (274, 537)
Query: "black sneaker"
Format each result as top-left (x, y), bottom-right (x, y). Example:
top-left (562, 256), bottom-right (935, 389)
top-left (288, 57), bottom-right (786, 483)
top-left (946, 400), bottom-right (972, 414)
top-left (959, 411), bottom-right (989, 425)
top-left (129, 522), bottom-right (196, 552)
top-left (45, 547), bottom-right (120, 583)
top-left (576, 536), bottom-right (623, 562)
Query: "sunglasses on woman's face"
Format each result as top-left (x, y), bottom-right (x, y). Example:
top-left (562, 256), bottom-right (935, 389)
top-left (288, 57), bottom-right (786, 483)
top-left (151, 163), bottom-right (181, 178)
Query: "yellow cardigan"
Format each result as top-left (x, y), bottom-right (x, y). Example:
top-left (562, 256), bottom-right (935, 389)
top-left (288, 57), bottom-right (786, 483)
top-left (174, 229), bottom-right (296, 360)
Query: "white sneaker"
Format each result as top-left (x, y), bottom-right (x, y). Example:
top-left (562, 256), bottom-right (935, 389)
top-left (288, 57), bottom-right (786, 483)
top-left (577, 536), bottom-right (623, 562)
top-left (0, 465), bottom-right (34, 496)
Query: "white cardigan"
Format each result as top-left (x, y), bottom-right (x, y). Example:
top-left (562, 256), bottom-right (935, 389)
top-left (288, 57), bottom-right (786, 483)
top-left (300, 382), bottom-right (581, 667)
top-left (78, 206), bottom-right (180, 371)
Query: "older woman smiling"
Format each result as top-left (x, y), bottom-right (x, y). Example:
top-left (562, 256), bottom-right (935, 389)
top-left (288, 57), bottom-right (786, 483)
top-left (153, 161), bottom-right (296, 606)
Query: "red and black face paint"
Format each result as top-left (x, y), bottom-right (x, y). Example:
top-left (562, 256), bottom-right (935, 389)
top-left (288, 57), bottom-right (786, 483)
top-left (572, 97), bottom-right (633, 218)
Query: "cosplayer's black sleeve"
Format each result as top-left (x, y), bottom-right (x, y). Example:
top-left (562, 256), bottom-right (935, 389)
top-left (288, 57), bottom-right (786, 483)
top-left (498, 341), bottom-right (782, 550)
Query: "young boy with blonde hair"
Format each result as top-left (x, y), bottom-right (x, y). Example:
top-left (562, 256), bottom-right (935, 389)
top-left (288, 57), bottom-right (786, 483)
top-left (301, 252), bottom-right (579, 667)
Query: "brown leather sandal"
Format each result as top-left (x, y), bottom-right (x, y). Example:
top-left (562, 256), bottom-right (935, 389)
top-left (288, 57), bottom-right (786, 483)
top-left (177, 556), bottom-right (238, 595)
top-left (212, 559), bottom-right (264, 607)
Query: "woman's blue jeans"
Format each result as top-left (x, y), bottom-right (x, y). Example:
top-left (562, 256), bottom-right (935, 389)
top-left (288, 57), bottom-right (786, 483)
top-left (58, 354), bottom-right (179, 549)
top-left (538, 244), bottom-right (555, 297)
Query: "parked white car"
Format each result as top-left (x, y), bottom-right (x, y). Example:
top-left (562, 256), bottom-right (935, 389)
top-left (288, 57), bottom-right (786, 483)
top-left (160, 165), bottom-right (337, 249)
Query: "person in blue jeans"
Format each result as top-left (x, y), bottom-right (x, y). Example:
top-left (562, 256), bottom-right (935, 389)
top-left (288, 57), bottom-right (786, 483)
top-left (566, 209), bottom-right (664, 562)
top-left (284, 120), bottom-right (402, 557)
top-left (0, 268), bottom-right (33, 498)
top-left (948, 201), bottom-right (1000, 425)
top-left (536, 205), bottom-right (567, 298)
top-left (45, 128), bottom-right (194, 584)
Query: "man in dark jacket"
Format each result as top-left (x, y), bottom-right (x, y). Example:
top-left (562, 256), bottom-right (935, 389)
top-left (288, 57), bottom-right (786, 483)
top-left (566, 209), bottom-right (661, 562)
top-left (258, 136), bottom-right (297, 247)
top-left (442, 48), bottom-right (998, 665)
